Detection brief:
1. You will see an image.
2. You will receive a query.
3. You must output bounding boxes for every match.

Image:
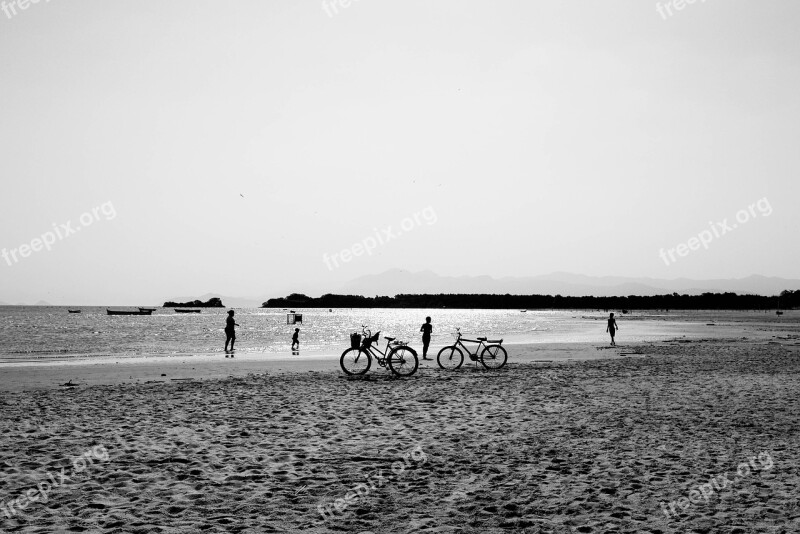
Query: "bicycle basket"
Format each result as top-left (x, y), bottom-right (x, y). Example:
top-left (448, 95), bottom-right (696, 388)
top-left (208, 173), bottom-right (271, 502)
top-left (350, 333), bottom-right (362, 350)
top-left (363, 331), bottom-right (380, 347)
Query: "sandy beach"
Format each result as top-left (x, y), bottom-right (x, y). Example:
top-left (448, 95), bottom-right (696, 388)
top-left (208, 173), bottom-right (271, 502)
top-left (1, 331), bottom-right (799, 533)
top-left (4, 0), bottom-right (800, 531)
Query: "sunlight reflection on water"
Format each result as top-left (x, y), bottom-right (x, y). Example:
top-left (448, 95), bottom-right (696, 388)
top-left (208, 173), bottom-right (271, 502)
top-left (0, 306), bottom-right (771, 360)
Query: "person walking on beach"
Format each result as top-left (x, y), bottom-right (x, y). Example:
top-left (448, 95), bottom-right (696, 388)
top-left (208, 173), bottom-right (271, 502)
top-left (420, 316), bottom-right (433, 360)
top-left (606, 312), bottom-right (619, 346)
top-left (225, 310), bottom-right (239, 353)
top-left (291, 328), bottom-right (300, 351)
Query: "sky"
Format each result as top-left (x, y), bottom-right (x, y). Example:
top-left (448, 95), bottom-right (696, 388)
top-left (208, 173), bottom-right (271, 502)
top-left (1, 0), bottom-right (798, 304)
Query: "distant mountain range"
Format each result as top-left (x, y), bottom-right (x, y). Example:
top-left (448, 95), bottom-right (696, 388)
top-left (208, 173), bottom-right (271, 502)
top-left (336, 270), bottom-right (800, 297)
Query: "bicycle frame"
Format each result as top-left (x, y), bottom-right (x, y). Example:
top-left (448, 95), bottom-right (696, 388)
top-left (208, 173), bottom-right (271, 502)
top-left (361, 327), bottom-right (410, 367)
top-left (451, 332), bottom-right (489, 361)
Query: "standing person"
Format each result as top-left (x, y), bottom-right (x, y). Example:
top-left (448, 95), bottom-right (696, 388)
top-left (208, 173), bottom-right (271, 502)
top-left (420, 316), bottom-right (433, 360)
top-left (291, 328), bottom-right (300, 351)
top-left (606, 312), bottom-right (619, 346)
top-left (225, 310), bottom-right (239, 353)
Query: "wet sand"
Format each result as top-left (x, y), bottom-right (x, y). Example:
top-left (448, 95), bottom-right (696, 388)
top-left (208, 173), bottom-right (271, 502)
top-left (0, 342), bottom-right (615, 392)
top-left (1, 333), bottom-right (799, 533)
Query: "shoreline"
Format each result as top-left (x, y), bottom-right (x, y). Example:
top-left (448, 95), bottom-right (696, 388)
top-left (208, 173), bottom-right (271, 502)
top-left (3, 328), bottom-right (798, 393)
top-left (0, 341), bottom-right (627, 392)
top-left (2, 315), bottom-right (797, 392)
top-left (2, 308), bottom-right (795, 367)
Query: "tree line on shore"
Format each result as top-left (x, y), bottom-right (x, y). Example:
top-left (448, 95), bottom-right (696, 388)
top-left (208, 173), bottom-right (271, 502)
top-left (263, 290), bottom-right (800, 310)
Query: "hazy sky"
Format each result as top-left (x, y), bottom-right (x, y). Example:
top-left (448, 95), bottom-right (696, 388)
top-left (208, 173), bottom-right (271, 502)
top-left (1, 1), bottom-right (798, 304)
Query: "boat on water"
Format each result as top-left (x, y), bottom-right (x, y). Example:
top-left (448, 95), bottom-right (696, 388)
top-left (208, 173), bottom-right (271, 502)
top-left (174, 309), bottom-right (201, 313)
top-left (107, 309), bottom-right (154, 316)
top-left (68, 309), bottom-right (81, 313)
top-left (138, 307), bottom-right (157, 312)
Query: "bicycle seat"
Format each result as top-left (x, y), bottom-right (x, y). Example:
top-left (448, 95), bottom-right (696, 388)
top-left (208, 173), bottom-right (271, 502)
top-left (477, 337), bottom-right (487, 341)
top-left (384, 336), bottom-right (396, 342)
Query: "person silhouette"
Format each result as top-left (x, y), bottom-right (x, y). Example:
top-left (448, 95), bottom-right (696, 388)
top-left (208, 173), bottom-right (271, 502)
top-left (225, 310), bottom-right (239, 353)
top-left (291, 328), bottom-right (300, 351)
top-left (420, 316), bottom-right (433, 360)
top-left (606, 312), bottom-right (619, 346)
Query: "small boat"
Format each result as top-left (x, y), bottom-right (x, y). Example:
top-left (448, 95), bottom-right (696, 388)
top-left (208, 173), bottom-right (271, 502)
top-left (107, 309), bottom-right (154, 316)
top-left (68, 309), bottom-right (81, 314)
top-left (777, 311), bottom-right (784, 316)
top-left (174, 309), bottom-right (201, 313)
top-left (138, 307), bottom-right (157, 313)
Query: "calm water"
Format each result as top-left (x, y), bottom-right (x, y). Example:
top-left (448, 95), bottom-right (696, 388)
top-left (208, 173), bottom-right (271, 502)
top-left (0, 306), bottom-right (786, 361)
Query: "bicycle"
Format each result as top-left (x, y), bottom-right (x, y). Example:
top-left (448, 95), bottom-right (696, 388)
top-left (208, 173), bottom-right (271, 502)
top-left (340, 326), bottom-right (419, 377)
top-left (437, 328), bottom-right (507, 371)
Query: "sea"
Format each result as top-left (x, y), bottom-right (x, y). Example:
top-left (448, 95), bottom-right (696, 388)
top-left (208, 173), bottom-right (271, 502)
top-left (0, 306), bottom-right (773, 362)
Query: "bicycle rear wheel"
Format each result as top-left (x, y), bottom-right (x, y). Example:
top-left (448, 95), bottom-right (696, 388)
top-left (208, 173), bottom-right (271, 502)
top-left (340, 348), bottom-right (371, 375)
top-left (387, 346), bottom-right (418, 377)
top-left (437, 346), bottom-right (464, 370)
top-left (480, 345), bottom-right (507, 370)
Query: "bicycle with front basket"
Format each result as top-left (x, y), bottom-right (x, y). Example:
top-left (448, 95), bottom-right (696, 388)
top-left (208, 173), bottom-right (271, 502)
top-left (437, 328), bottom-right (508, 370)
top-left (340, 326), bottom-right (419, 377)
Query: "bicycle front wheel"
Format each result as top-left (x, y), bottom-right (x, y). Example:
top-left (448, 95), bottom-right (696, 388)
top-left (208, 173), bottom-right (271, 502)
top-left (387, 346), bottom-right (418, 377)
top-left (340, 348), bottom-right (371, 376)
top-left (437, 346), bottom-right (463, 370)
top-left (480, 345), bottom-right (507, 370)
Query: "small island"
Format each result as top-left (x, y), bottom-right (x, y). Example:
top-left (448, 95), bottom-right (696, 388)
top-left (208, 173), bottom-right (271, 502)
top-left (164, 297), bottom-right (224, 308)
